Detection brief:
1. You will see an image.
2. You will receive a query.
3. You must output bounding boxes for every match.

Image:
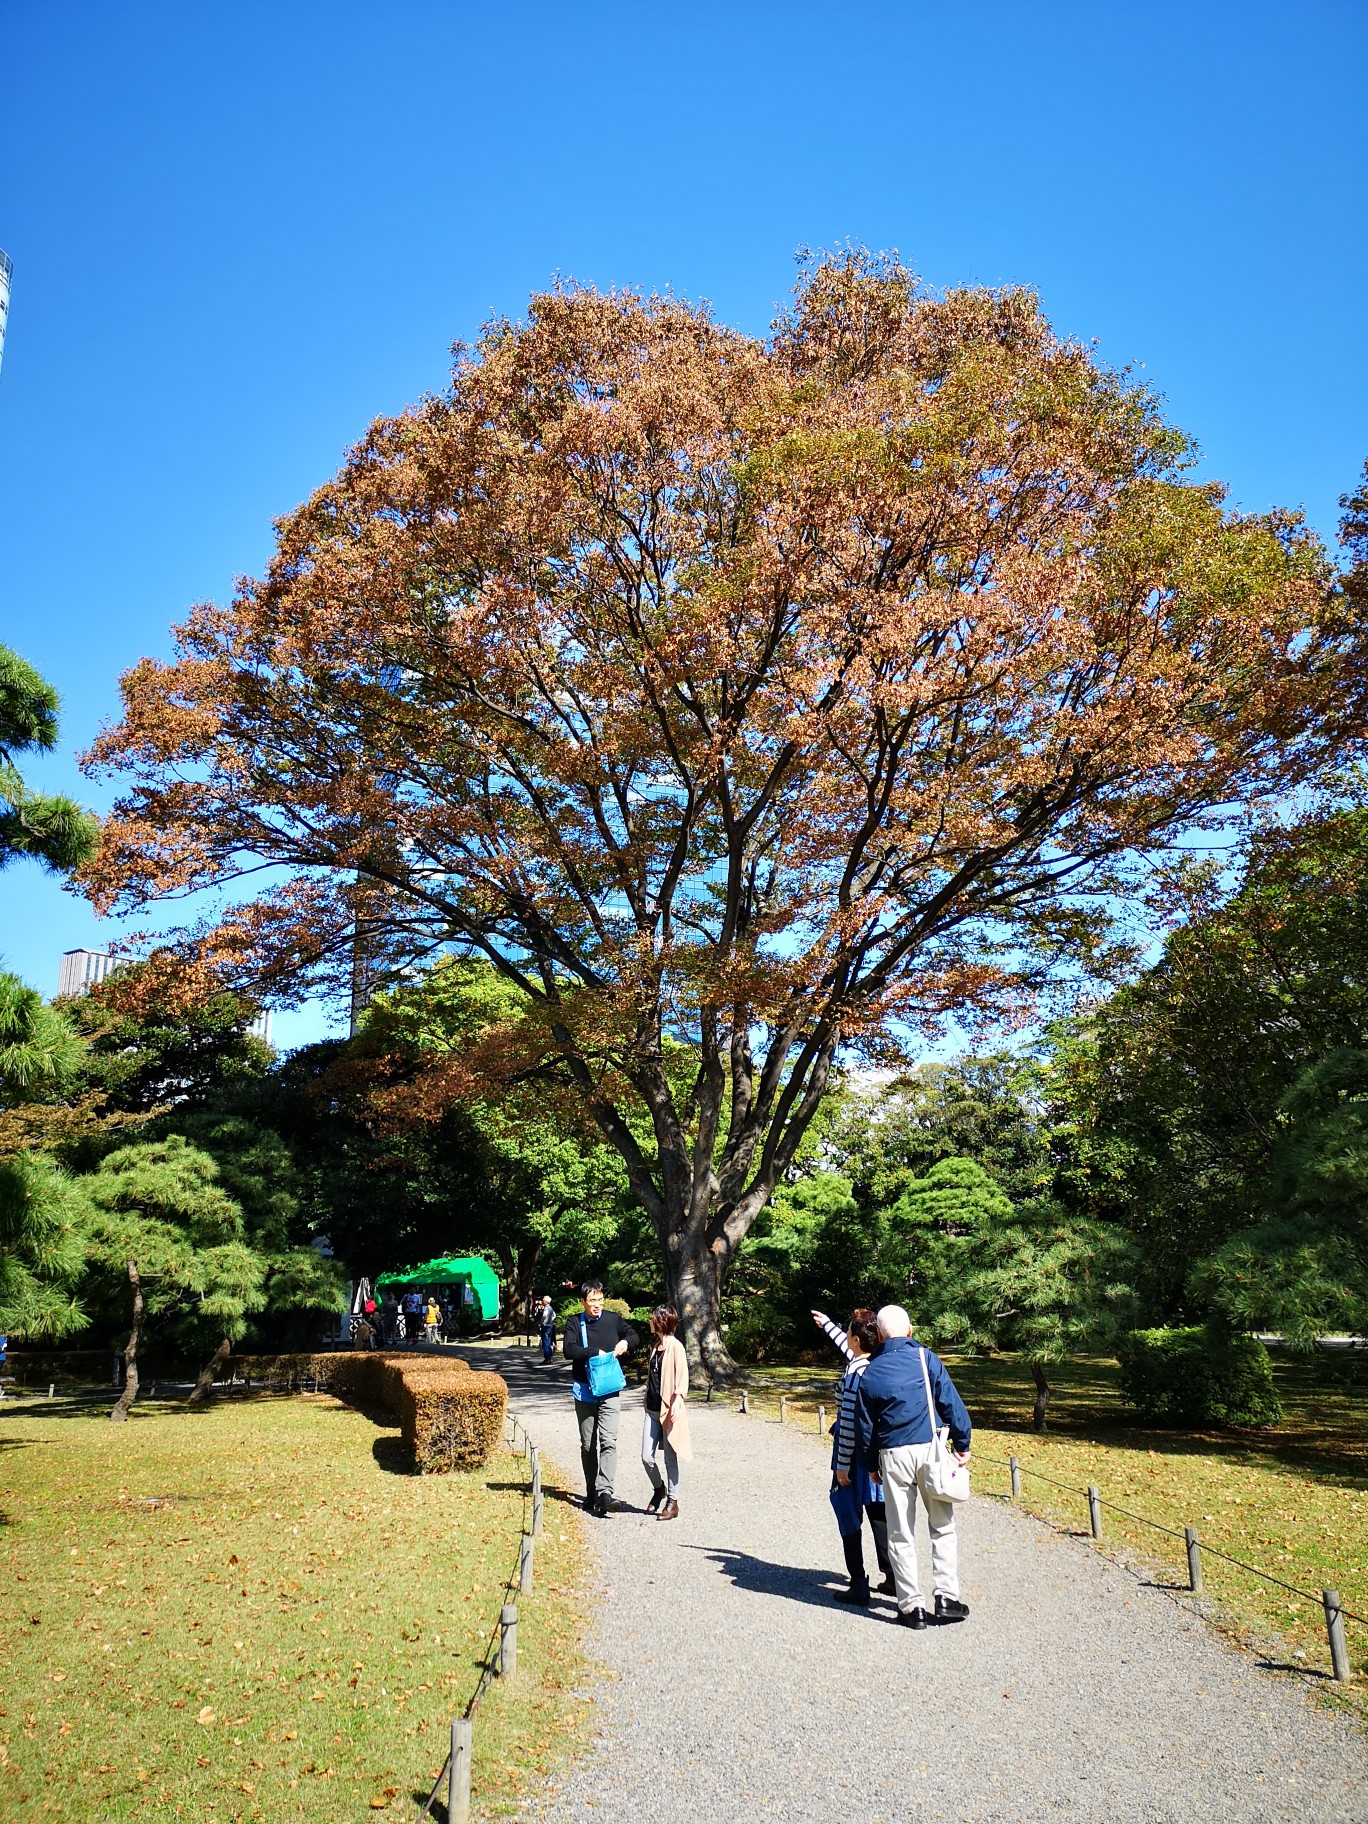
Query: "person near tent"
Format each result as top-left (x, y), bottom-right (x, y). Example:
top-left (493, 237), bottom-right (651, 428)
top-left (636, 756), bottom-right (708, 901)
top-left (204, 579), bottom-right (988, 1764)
top-left (402, 1287), bottom-right (424, 1343)
top-left (425, 1295), bottom-right (441, 1343)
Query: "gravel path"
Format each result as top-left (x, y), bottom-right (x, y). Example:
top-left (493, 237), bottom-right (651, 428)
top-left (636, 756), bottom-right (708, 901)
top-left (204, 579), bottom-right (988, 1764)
top-left (468, 1344), bottom-right (1367, 1823)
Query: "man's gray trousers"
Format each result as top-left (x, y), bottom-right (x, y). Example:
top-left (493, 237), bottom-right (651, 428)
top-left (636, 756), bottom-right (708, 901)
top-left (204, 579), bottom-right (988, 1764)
top-left (575, 1395), bottom-right (621, 1499)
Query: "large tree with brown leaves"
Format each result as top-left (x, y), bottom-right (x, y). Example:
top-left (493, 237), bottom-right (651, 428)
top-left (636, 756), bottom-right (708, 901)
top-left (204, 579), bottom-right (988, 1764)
top-left (84, 253), bottom-right (1368, 1374)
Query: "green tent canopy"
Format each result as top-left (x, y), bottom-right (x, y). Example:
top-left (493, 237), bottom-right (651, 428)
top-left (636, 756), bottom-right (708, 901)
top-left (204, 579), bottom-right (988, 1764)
top-left (375, 1254), bottom-right (501, 1322)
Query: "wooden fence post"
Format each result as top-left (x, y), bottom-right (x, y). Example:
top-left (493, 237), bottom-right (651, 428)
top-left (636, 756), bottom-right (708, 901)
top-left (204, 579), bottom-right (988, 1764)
top-left (817, 1404), bottom-right (826, 1433)
top-left (499, 1604), bottom-right (518, 1679)
top-left (740, 1391), bottom-right (749, 1415)
top-left (448, 1718), bottom-right (472, 1824)
top-left (520, 1533), bottom-right (534, 1596)
top-left (1087, 1486), bottom-right (1102, 1539)
top-left (1324, 1589), bottom-right (1351, 1683)
top-left (530, 1447), bottom-right (543, 1537)
top-left (779, 1396), bottom-right (788, 1425)
top-left (1009, 1456), bottom-right (1021, 1500)
top-left (1185, 1526), bottom-right (1202, 1593)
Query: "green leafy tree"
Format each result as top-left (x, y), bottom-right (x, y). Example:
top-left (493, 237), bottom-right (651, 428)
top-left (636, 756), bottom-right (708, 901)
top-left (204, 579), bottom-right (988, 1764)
top-left (83, 1135), bottom-right (341, 1418)
top-left (0, 644), bottom-right (98, 874)
top-left (856, 1154), bottom-right (1139, 1430)
top-left (0, 975), bottom-right (92, 1339)
top-left (84, 1136), bottom-right (247, 1420)
top-left (238, 1039), bottom-right (449, 1277)
top-left (0, 641), bottom-right (100, 1334)
top-left (356, 960), bottom-right (630, 1320)
top-left (62, 973), bottom-right (274, 1121)
top-left (0, 972), bottom-right (84, 1102)
top-left (0, 1152), bottom-right (90, 1339)
top-left (728, 1172), bottom-right (878, 1358)
top-left (1190, 1047), bottom-right (1368, 1346)
top-left (890, 1155), bottom-right (1015, 1330)
top-left (158, 1111), bottom-right (344, 1388)
top-left (1047, 803), bottom-right (1368, 1312)
top-left (831, 1058), bottom-right (1051, 1215)
top-left (933, 1203), bottom-right (1139, 1429)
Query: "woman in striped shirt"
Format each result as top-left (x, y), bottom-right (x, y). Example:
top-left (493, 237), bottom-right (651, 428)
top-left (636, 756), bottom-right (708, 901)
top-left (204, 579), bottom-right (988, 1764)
top-left (813, 1307), bottom-right (893, 1605)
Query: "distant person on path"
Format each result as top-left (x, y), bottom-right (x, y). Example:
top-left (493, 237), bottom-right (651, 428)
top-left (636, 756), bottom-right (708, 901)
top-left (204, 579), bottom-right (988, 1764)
top-left (812, 1307), bottom-right (892, 1604)
top-left (536, 1295), bottom-right (557, 1362)
top-left (425, 1296), bottom-right (441, 1343)
top-left (564, 1280), bottom-right (638, 1517)
top-left (853, 1304), bottom-right (972, 1631)
top-left (641, 1305), bottom-right (691, 1520)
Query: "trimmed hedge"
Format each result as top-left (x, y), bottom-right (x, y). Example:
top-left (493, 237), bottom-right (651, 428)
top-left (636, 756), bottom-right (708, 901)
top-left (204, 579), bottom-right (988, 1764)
top-left (557, 1294), bottom-right (633, 1325)
top-left (229, 1351), bottom-right (507, 1471)
top-left (1117, 1326), bottom-right (1283, 1428)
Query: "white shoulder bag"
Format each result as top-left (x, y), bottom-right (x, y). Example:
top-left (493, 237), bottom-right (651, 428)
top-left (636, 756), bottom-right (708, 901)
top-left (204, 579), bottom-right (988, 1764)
top-left (919, 1346), bottom-right (971, 1503)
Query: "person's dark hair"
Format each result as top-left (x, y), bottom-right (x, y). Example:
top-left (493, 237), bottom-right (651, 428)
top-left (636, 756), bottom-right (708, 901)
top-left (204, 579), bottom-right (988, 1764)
top-left (580, 1278), bottom-right (604, 1297)
top-left (848, 1309), bottom-right (881, 1354)
top-left (649, 1305), bottom-right (679, 1337)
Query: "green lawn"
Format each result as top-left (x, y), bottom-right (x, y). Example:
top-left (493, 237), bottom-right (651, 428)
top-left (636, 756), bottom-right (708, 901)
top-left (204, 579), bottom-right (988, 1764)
top-left (740, 1351), bottom-right (1368, 1703)
top-left (0, 1391), bottom-right (590, 1821)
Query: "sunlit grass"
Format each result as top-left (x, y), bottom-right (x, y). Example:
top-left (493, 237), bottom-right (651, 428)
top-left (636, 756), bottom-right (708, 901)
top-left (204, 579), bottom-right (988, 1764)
top-left (0, 1392), bottom-right (590, 1820)
top-left (740, 1351), bottom-right (1368, 1705)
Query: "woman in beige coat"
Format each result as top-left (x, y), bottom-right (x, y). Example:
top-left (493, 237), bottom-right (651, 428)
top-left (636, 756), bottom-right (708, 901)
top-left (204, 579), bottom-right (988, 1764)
top-left (642, 1305), bottom-right (692, 1521)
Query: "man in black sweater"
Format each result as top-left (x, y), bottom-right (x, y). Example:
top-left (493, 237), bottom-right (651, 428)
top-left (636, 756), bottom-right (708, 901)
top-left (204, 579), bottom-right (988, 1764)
top-left (563, 1279), bottom-right (638, 1516)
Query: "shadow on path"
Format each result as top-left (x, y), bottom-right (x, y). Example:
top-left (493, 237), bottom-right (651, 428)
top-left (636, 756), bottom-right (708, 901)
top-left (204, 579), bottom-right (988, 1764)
top-left (682, 1542), bottom-right (882, 1614)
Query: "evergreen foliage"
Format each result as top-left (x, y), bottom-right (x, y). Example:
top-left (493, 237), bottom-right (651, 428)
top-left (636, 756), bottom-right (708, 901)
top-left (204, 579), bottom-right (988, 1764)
top-left (0, 643), bottom-right (98, 875)
top-left (0, 1151), bottom-right (90, 1338)
top-left (1118, 1326), bottom-right (1283, 1427)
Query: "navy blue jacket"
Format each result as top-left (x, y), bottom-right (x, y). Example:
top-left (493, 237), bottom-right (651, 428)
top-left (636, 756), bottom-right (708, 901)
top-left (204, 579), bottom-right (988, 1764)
top-left (853, 1336), bottom-right (972, 1464)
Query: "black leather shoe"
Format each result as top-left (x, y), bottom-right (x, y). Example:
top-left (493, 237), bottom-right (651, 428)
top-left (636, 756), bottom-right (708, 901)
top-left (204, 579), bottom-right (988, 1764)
top-left (594, 1495), bottom-right (614, 1518)
top-left (934, 1595), bottom-right (969, 1623)
top-left (833, 1582), bottom-right (871, 1606)
top-left (897, 1607), bottom-right (929, 1630)
top-left (877, 1573), bottom-right (897, 1595)
top-left (645, 1488), bottom-right (665, 1514)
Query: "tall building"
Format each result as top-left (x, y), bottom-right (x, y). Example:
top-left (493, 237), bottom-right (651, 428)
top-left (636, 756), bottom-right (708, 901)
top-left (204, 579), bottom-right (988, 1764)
top-left (57, 947), bottom-right (119, 998)
top-left (0, 250), bottom-right (11, 380)
top-left (55, 946), bottom-right (273, 1044)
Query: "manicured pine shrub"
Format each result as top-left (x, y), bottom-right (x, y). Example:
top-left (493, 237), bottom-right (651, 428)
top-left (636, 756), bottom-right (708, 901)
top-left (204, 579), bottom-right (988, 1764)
top-left (1117, 1326), bottom-right (1282, 1427)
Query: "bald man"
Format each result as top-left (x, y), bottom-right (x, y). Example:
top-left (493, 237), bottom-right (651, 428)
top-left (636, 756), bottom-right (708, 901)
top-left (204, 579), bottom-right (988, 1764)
top-left (852, 1304), bottom-right (972, 1630)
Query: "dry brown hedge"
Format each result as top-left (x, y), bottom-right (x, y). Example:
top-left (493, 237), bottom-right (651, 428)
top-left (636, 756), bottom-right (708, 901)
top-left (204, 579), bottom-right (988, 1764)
top-left (228, 1351), bottom-right (507, 1472)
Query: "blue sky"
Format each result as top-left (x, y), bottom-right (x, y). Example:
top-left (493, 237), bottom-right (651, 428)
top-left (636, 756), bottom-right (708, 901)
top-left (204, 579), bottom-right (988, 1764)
top-left (2, 0), bottom-right (1364, 1049)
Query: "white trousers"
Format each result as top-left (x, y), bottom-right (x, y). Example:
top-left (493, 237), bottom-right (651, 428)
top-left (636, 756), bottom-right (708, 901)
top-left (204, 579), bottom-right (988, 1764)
top-left (880, 1443), bottom-right (960, 1611)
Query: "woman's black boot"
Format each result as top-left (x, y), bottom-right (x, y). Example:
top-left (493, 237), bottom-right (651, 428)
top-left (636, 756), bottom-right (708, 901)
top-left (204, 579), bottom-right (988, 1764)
top-left (833, 1530), bottom-right (870, 1605)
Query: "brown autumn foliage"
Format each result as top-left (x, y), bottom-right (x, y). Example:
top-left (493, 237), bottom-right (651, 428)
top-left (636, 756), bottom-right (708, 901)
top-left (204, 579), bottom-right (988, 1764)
top-left (83, 251), bottom-right (1368, 1372)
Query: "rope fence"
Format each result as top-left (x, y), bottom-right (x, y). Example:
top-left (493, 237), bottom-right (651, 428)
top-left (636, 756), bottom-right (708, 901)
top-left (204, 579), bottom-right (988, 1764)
top-left (973, 1445), bottom-right (1363, 1684)
top-left (723, 1381), bottom-right (1363, 1688)
top-left (410, 1406), bottom-right (544, 1822)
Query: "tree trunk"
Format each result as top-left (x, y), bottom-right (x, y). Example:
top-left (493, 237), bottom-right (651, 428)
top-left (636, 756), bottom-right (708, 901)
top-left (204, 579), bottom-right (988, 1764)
top-left (187, 1334), bottom-right (232, 1405)
top-left (670, 1234), bottom-right (737, 1384)
top-left (512, 1241), bottom-right (542, 1333)
top-left (110, 1261), bottom-right (143, 1424)
top-left (1030, 1362), bottom-right (1051, 1433)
